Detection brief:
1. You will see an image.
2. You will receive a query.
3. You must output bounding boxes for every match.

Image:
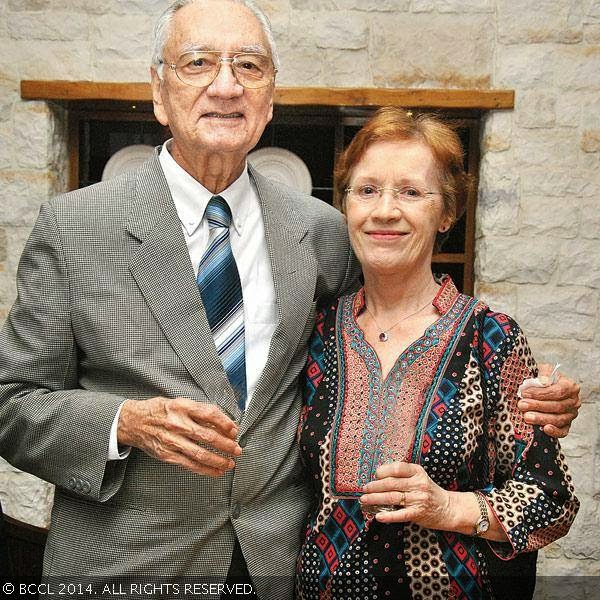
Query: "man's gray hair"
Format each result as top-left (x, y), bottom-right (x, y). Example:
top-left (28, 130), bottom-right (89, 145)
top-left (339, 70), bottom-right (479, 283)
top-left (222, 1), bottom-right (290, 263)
top-left (152, 0), bottom-right (279, 77)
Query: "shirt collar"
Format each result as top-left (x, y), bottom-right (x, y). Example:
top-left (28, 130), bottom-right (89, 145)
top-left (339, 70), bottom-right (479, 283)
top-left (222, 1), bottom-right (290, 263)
top-left (159, 139), bottom-right (252, 236)
top-left (432, 275), bottom-right (460, 314)
top-left (352, 275), bottom-right (459, 320)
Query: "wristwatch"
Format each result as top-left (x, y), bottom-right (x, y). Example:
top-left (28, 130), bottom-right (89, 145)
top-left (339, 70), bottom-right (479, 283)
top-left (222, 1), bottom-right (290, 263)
top-left (473, 492), bottom-right (490, 537)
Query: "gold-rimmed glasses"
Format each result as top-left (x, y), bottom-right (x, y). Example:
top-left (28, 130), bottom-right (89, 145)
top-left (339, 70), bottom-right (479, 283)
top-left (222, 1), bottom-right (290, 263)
top-left (162, 50), bottom-right (276, 89)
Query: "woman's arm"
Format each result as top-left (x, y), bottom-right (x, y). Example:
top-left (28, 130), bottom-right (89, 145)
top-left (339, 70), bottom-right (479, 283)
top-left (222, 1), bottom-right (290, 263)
top-left (361, 312), bottom-right (579, 555)
top-left (473, 314), bottom-right (579, 557)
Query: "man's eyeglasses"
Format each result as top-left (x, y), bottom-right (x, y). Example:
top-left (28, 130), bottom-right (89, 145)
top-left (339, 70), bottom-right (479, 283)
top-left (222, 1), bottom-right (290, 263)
top-left (162, 50), bottom-right (277, 89)
top-left (345, 184), bottom-right (441, 204)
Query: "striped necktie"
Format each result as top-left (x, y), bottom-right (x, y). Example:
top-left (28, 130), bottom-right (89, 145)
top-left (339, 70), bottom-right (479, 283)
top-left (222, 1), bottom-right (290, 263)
top-left (197, 195), bottom-right (246, 411)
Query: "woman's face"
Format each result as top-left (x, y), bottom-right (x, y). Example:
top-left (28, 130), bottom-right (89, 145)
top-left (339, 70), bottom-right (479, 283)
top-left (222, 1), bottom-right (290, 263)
top-left (345, 139), bottom-right (452, 278)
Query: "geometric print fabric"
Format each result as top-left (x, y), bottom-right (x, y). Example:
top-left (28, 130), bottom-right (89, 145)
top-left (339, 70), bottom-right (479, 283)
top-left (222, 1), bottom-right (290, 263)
top-left (315, 499), bottom-right (362, 584)
top-left (296, 277), bottom-right (578, 599)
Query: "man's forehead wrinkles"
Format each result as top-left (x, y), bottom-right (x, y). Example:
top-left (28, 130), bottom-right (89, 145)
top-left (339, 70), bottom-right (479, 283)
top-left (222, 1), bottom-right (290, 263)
top-left (176, 41), bottom-right (268, 54)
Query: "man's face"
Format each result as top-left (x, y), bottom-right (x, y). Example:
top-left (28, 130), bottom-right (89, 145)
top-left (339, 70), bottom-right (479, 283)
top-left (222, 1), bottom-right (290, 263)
top-left (151, 0), bottom-right (274, 166)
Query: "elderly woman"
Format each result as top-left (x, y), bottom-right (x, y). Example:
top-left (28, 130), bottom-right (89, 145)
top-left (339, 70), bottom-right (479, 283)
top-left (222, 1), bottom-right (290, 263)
top-left (295, 107), bottom-right (578, 600)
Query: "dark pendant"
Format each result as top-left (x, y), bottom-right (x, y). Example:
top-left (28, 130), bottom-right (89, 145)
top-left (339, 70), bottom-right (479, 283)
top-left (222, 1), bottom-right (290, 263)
top-left (379, 332), bottom-right (388, 342)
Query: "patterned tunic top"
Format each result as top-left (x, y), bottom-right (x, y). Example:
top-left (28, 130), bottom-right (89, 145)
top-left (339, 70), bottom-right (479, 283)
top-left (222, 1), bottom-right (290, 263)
top-left (296, 277), bottom-right (578, 600)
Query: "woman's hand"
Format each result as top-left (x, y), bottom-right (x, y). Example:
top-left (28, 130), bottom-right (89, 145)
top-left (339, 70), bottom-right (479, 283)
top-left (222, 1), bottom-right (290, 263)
top-left (360, 461), bottom-right (453, 529)
top-left (361, 462), bottom-right (509, 541)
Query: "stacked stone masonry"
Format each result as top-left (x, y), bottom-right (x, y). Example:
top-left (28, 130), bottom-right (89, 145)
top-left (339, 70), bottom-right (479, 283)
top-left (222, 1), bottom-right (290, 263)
top-left (0, 0), bottom-right (598, 591)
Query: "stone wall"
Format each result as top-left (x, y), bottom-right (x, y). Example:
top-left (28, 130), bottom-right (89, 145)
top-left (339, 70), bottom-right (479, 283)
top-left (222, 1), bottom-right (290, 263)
top-left (0, 0), bottom-right (598, 588)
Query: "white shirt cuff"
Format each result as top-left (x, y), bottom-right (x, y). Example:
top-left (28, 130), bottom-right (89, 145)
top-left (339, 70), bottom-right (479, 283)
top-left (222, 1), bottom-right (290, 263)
top-left (108, 402), bottom-right (131, 461)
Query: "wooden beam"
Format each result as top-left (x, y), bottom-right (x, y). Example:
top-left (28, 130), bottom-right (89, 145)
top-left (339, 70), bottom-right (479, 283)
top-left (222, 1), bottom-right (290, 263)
top-left (21, 81), bottom-right (514, 110)
top-left (21, 81), bottom-right (153, 102)
top-left (432, 253), bottom-right (467, 264)
top-left (275, 87), bottom-right (514, 110)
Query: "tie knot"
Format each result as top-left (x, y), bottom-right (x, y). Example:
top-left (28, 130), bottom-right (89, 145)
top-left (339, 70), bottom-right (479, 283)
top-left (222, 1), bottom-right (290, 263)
top-left (205, 195), bottom-right (232, 229)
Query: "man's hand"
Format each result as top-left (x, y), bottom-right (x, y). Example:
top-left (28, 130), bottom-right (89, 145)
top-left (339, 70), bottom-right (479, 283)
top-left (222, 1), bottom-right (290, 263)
top-left (117, 397), bottom-right (242, 477)
top-left (518, 363), bottom-right (582, 438)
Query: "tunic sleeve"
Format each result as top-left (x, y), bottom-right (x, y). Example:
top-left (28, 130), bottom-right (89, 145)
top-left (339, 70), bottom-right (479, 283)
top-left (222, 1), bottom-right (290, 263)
top-left (477, 311), bottom-right (579, 559)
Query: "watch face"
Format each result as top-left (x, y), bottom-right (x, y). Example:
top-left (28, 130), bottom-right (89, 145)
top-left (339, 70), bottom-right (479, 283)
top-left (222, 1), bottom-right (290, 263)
top-left (479, 518), bottom-right (490, 533)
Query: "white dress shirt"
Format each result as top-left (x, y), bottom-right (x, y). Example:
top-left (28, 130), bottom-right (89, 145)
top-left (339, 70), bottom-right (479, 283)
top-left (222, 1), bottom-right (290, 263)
top-left (108, 141), bottom-right (278, 459)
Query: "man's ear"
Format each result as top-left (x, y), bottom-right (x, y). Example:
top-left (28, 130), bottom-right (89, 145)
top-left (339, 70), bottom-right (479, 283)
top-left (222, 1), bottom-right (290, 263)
top-left (266, 87), bottom-right (274, 124)
top-left (268, 99), bottom-right (274, 123)
top-left (263, 74), bottom-right (275, 124)
top-left (150, 67), bottom-right (169, 127)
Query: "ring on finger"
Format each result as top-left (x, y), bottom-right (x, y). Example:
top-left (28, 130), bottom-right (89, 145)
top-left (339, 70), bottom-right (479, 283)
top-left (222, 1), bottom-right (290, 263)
top-left (361, 491), bottom-right (406, 517)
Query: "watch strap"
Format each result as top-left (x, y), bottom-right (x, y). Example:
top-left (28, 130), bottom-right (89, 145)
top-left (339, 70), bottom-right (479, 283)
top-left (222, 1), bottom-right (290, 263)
top-left (473, 491), bottom-right (490, 537)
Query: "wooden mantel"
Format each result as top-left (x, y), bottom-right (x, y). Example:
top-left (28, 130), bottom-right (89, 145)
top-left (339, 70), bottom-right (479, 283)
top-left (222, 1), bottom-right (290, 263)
top-left (21, 80), bottom-right (514, 110)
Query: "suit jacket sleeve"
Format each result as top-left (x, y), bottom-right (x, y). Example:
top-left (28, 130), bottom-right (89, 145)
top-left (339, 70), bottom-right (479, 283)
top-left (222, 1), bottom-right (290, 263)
top-left (305, 199), bottom-right (361, 303)
top-left (0, 202), bottom-right (128, 502)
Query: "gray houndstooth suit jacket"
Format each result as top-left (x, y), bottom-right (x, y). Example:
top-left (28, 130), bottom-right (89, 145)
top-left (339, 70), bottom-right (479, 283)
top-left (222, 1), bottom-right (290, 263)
top-left (0, 152), bottom-right (359, 599)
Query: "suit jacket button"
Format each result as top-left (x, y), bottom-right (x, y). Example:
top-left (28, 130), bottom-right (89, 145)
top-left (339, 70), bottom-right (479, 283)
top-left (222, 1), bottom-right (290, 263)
top-left (75, 479), bottom-right (83, 491)
top-left (82, 481), bottom-right (91, 494)
top-left (231, 503), bottom-right (241, 520)
top-left (68, 477), bottom-right (76, 489)
top-left (238, 437), bottom-right (247, 449)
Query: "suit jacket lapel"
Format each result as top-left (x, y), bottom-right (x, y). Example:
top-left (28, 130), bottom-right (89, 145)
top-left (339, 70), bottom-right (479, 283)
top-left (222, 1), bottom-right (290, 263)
top-left (241, 167), bottom-right (317, 432)
top-left (126, 154), bottom-right (239, 417)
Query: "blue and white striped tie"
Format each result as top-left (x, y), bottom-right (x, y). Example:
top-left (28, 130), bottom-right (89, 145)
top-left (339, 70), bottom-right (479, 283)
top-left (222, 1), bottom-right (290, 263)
top-left (197, 196), bottom-right (246, 411)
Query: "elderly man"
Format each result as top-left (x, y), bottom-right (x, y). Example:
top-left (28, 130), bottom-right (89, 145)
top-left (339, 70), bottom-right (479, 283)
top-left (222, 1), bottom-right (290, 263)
top-left (0, 0), bottom-right (580, 598)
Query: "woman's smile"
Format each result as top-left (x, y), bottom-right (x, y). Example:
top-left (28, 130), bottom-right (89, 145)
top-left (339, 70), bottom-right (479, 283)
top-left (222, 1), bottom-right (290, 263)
top-left (366, 229), bottom-right (409, 241)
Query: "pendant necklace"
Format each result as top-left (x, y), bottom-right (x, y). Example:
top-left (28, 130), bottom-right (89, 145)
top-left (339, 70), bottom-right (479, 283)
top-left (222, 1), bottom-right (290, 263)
top-left (365, 296), bottom-right (434, 342)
